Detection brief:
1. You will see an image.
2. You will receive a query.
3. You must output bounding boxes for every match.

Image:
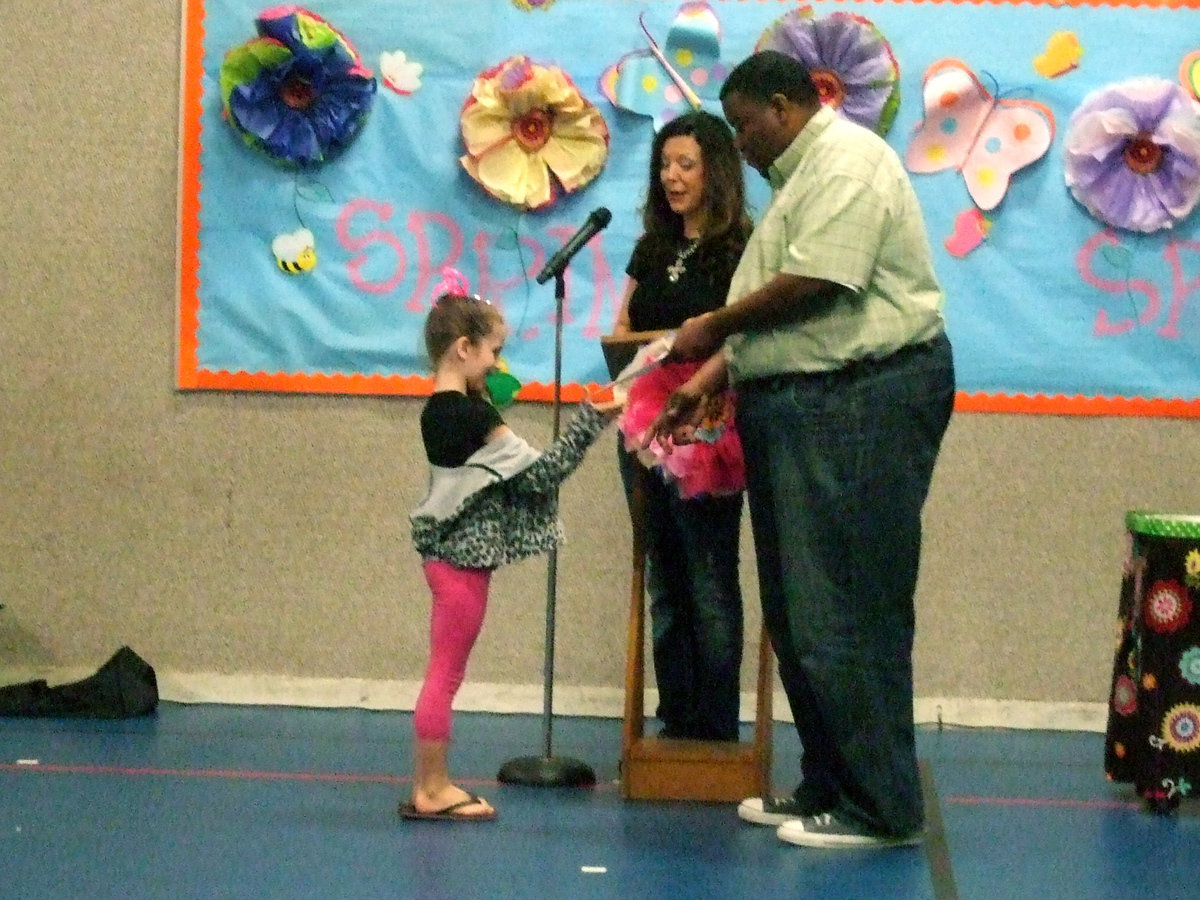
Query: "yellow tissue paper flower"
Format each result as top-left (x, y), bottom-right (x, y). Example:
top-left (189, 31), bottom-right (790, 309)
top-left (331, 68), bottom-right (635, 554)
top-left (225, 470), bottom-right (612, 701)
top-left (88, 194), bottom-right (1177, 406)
top-left (460, 55), bottom-right (610, 210)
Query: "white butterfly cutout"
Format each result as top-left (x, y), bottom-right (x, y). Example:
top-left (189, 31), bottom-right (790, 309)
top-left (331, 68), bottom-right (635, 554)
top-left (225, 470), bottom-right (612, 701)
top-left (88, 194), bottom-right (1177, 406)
top-left (905, 59), bottom-right (1055, 211)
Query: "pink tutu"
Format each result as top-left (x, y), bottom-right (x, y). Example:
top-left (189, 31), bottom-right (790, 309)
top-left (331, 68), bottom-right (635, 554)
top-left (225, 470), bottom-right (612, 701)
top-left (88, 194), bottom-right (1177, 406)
top-left (618, 360), bottom-right (745, 499)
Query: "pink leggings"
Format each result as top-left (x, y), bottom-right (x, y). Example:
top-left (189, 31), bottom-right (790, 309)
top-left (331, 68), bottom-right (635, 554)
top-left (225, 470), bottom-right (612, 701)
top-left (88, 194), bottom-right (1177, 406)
top-left (413, 559), bottom-right (492, 741)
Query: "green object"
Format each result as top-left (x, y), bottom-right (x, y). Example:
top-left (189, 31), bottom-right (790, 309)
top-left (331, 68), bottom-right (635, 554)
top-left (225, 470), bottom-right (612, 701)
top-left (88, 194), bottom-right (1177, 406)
top-left (1126, 511), bottom-right (1200, 539)
top-left (218, 38), bottom-right (292, 109)
top-left (295, 15), bottom-right (341, 51)
top-left (486, 371), bottom-right (522, 409)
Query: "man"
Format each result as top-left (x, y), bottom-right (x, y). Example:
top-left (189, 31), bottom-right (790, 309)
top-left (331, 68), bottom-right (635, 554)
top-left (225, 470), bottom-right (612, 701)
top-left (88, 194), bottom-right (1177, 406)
top-left (648, 50), bottom-right (955, 849)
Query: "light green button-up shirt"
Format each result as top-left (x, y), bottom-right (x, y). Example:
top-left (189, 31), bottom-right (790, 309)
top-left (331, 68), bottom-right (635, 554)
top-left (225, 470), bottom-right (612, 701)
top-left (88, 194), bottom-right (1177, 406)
top-left (725, 105), bottom-right (945, 383)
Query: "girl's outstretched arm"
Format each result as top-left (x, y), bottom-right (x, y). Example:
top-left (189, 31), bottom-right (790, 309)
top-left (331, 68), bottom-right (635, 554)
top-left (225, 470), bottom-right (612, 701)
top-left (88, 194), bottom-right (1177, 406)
top-left (505, 403), bottom-right (612, 496)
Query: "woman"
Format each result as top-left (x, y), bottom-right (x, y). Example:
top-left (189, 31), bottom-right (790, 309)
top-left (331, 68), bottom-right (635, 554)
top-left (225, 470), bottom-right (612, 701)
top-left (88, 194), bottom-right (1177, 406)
top-left (613, 111), bottom-right (752, 741)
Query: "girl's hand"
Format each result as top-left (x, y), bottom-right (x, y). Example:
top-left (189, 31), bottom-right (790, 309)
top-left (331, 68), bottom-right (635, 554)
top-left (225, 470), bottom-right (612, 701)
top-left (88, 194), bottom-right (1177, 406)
top-left (585, 385), bottom-right (625, 420)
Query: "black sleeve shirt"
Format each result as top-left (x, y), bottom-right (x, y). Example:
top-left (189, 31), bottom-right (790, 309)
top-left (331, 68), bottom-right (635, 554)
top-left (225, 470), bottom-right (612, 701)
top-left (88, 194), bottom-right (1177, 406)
top-left (420, 391), bottom-right (504, 467)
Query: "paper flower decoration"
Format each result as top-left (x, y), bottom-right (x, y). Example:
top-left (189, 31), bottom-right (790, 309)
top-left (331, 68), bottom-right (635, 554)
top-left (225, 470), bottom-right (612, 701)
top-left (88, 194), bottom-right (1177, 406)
top-left (755, 6), bottom-right (899, 135)
top-left (512, 0), bottom-right (556, 9)
top-left (459, 56), bottom-right (610, 210)
top-left (1180, 51), bottom-right (1200, 103)
top-left (1063, 78), bottom-right (1200, 233)
top-left (219, 7), bottom-right (376, 167)
top-left (380, 50), bottom-right (423, 95)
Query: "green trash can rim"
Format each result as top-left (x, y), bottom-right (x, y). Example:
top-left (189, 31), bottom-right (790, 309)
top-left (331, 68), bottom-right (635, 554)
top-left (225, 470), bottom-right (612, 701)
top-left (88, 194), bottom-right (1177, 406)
top-left (1126, 511), bottom-right (1200, 538)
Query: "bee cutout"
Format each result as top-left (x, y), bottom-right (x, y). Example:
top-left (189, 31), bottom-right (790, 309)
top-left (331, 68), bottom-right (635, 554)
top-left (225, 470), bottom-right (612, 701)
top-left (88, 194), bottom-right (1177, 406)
top-left (272, 228), bottom-right (316, 274)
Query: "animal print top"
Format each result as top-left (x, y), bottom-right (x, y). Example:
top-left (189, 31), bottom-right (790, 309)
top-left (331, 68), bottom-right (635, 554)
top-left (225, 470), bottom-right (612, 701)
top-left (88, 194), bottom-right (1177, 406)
top-left (410, 403), bottom-right (607, 569)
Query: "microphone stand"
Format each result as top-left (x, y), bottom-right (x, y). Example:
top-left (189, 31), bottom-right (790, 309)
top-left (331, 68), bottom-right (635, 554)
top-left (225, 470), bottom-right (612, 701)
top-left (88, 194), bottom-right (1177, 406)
top-left (496, 270), bottom-right (597, 788)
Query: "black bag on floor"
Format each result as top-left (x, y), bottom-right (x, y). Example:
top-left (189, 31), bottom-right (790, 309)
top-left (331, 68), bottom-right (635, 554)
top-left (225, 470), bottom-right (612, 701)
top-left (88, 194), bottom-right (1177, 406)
top-left (0, 646), bottom-right (158, 718)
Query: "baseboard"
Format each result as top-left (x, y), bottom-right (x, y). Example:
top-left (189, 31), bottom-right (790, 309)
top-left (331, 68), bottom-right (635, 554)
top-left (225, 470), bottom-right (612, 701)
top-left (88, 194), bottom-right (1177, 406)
top-left (0, 668), bottom-right (1106, 732)
top-left (910, 696), bottom-right (1106, 733)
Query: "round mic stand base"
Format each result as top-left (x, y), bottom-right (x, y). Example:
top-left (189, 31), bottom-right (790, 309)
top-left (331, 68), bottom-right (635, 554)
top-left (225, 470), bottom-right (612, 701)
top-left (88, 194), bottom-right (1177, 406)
top-left (497, 755), bottom-right (596, 788)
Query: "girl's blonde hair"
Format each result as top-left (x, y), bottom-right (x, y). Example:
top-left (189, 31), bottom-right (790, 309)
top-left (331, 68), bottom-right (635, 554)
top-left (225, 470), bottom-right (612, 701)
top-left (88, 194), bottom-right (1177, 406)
top-left (423, 293), bottom-right (504, 368)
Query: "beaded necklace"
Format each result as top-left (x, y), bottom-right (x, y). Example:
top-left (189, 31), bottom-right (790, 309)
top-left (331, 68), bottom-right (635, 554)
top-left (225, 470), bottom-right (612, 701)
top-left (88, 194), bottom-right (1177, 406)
top-left (666, 238), bottom-right (701, 283)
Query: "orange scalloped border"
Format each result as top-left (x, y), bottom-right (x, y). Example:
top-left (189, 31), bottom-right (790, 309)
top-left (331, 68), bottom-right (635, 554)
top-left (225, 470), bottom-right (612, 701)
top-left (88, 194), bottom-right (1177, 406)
top-left (956, 392), bottom-right (1200, 417)
top-left (177, 369), bottom-right (1200, 417)
top-left (177, 0), bottom-right (205, 391)
top-left (175, 369), bottom-right (609, 403)
top-left (177, 0), bottom-right (1200, 417)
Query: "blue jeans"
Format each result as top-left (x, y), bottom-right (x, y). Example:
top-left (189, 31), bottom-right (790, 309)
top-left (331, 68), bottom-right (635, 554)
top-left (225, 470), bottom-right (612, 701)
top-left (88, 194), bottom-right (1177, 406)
top-left (736, 334), bottom-right (955, 835)
top-left (619, 446), bottom-right (744, 740)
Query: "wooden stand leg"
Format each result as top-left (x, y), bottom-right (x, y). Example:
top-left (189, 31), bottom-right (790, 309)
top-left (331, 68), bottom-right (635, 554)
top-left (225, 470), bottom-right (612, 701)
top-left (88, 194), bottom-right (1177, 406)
top-left (620, 466), bottom-right (648, 756)
top-left (620, 466), bottom-right (773, 802)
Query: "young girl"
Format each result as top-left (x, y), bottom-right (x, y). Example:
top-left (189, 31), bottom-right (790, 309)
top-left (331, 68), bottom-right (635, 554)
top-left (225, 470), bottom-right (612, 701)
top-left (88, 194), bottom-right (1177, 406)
top-left (400, 291), bottom-right (620, 822)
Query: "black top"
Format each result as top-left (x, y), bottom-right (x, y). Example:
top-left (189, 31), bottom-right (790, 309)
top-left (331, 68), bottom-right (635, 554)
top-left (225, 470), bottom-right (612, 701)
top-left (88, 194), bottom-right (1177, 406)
top-left (420, 391), bottom-right (504, 467)
top-left (625, 236), bottom-right (739, 331)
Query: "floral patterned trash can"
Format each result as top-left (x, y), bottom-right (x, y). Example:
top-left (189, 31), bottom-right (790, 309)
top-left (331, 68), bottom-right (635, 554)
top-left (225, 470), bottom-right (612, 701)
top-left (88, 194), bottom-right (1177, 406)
top-left (1105, 512), bottom-right (1200, 813)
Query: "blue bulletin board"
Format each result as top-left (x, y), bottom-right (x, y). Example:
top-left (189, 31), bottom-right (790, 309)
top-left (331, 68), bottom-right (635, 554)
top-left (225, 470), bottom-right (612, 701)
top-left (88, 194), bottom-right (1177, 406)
top-left (178, 0), bottom-right (1200, 416)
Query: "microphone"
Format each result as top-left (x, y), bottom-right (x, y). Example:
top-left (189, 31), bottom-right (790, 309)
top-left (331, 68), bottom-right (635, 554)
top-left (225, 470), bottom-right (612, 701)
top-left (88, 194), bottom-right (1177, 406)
top-left (535, 207), bottom-right (612, 284)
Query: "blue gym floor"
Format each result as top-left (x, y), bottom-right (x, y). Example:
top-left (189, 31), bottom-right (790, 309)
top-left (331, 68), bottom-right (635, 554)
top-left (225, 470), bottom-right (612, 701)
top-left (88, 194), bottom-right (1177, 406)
top-left (1, 703), bottom-right (1194, 899)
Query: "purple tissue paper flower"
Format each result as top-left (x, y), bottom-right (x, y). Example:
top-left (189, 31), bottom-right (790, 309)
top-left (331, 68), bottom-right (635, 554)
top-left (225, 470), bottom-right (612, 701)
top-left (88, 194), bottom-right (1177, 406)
top-left (755, 6), bottom-right (900, 136)
top-left (1064, 78), bottom-right (1200, 233)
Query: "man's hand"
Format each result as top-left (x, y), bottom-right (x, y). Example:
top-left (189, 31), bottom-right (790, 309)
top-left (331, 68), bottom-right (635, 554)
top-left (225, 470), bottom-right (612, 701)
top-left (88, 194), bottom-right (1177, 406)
top-left (670, 312), bottom-right (723, 361)
top-left (640, 386), bottom-right (706, 454)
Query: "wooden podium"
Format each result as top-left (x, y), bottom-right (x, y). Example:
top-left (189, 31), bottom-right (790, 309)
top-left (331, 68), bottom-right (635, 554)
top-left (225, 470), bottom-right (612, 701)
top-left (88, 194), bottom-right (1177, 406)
top-left (601, 333), bottom-right (774, 802)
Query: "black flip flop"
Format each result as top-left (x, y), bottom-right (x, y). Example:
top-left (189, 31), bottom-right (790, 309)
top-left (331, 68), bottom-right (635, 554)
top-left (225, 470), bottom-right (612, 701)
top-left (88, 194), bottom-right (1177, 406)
top-left (398, 794), bottom-right (497, 822)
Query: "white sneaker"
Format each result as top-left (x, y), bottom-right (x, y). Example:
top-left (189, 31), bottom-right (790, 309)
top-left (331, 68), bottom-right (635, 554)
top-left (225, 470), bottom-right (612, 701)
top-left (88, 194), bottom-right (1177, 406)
top-left (738, 786), bottom-right (837, 826)
top-left (738, 796), bottom-right (816, 826)
top-left (776, 812), bottom-right (923, 849)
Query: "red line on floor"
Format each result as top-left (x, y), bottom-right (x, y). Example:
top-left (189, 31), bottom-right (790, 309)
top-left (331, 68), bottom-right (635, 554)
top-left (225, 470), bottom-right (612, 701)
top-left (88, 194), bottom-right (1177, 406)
top-left (0, 764), bottom-right (1137, 808)
top-left (945, 795), bottom-right (1138, 810)
top-left (0, 762), bottom-right (413, 784)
